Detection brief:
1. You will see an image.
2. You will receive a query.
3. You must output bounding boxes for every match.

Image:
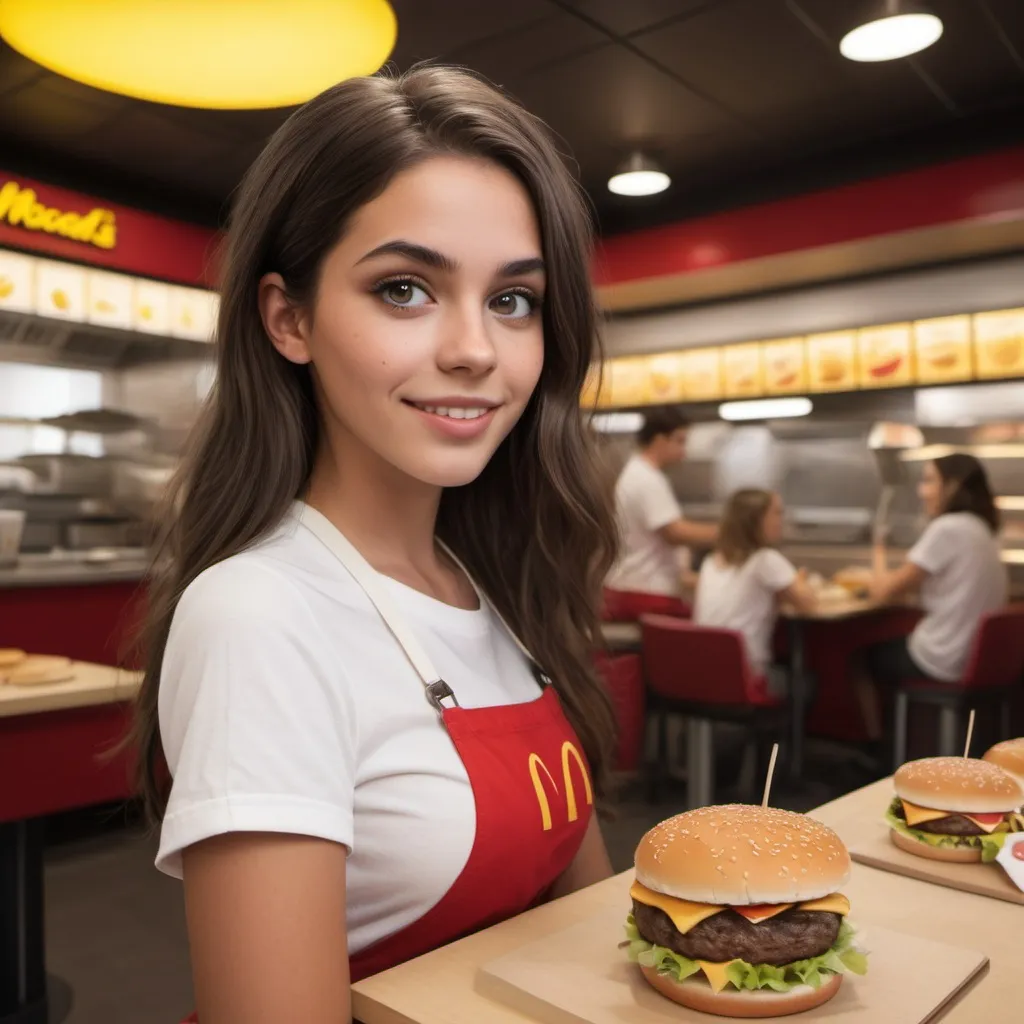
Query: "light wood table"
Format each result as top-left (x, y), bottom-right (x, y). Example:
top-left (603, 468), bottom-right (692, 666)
top-left (352, 777), bottom-right (1012, 1024)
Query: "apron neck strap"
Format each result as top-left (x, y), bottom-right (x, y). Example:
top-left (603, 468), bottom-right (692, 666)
top-left (296, 503), bottom-right (543, 711)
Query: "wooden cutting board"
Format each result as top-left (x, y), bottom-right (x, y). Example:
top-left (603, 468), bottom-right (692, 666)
top-left (477, 902), bottom-right (987, 1024)
top-left (1, 655), bottom-right (76, 686)
top-left (850, 818), bottom-right (1024, 905)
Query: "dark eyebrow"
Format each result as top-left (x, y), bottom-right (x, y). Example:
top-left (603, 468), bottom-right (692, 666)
top-left (357, 240), bottom-right (545, 279)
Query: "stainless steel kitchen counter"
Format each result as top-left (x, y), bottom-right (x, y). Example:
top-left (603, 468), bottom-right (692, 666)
top-left (0, 552), bottom-right (149, 589)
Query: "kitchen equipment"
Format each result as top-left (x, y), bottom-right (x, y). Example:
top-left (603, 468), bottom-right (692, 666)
top-left (16, 454), bottom-right (114, 496)
top-left (0, 509), bottom-right (25, 565)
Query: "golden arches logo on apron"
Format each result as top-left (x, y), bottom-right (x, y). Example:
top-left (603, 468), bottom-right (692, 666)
top-left (527, 742), bottom-right (593, 831)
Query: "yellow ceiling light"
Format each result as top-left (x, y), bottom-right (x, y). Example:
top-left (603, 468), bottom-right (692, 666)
top-left (0, 0), bottom-right (397, 110)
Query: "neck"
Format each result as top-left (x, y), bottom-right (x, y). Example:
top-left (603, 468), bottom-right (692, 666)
top-left (305, 429), bottom-right (442, 577)
top-left (640, 448), bottom-right (661, 470)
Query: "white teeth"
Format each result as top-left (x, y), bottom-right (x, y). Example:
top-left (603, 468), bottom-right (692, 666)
top-left (417, 405), bottom-right (490, 420)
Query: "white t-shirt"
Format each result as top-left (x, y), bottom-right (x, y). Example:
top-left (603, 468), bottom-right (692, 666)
top-left (908, 512), bottom-right (1007, 681)
top-left (694, 548), bottom-right (797, 673)
top-left (606, 454), bottom-right (684, 597)
top-left (155, 505), bottom-right (541, 955)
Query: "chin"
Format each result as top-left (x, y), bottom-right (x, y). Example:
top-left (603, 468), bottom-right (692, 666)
top-left (406, 451), bottom-right (499, 489)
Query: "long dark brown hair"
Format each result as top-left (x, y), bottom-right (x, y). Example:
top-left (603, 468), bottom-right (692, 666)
top-left (130, 65), bottom-right (619, 820)
top-left (716, 489), bottom-right (774, 567)
top-left (934, 453), bottom-right (999, 533)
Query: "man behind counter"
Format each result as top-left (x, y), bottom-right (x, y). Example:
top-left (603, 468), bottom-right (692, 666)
top-left (604, 409), bottom-right (718, 619)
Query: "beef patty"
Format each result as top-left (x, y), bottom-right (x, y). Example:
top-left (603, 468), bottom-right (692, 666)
top-left (891, 801), bottom-right (985, 836)
top-left (633, 900), bottom-right (841, 966)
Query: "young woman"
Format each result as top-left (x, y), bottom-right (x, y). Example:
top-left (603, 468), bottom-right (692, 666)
top-left (865, 453), bottom-right (1006, 688)
top-left (694, 489), bottom-right (815, 690)
top-left (132, 66), bottom-right (619, 1023)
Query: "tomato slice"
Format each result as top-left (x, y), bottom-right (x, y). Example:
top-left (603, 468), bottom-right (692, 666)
top-left (966, 812), bottom-right (1005, 825)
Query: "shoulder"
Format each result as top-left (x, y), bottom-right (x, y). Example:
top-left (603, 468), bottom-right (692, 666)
top-left (922, 513), bottom-right (987, 543)
top-left (750, 547), bottom-right (796, 581)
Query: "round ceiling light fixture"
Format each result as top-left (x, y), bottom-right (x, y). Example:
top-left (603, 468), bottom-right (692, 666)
top-left (0, 0), bottom-right (397, 110)
top-left (608, 154), bottom-right (671, 197)
top-left (840, 2), bottom-right (943, 63)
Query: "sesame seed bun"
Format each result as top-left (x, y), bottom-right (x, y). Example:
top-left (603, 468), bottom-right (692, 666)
top-left (893, 756), bottom-right (1024, 813)
top-left (983, 739), bottom-right (1024, 790)
top-left (634, 804), bottom-right (851, 906)
top-left (640, 966), bottom-right (843, 1018)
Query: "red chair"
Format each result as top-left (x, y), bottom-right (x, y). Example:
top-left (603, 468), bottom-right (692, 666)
top-left (640, 615), bottom-right (787, 809)
top-left (595, 652), bottom-right (645, 773)
top-left (893, 606), bottom-right (1024, 769)
top-left (602, 588), bottom-right (691, 623)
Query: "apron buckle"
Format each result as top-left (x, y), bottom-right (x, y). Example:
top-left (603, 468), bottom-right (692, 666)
top-left (425, 679), bottom-right (460, 713)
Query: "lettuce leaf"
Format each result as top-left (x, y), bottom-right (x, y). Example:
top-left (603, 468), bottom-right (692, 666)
top-left (885, 798), bottom-right (1010, 863)
top-left (623, 914), bottom-right (867, 993)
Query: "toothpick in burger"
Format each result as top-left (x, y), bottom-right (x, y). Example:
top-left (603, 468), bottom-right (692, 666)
top-left (624, 805), bottom-right (867, 1018)
top-left (887, 756), bottom-right (1024, 863)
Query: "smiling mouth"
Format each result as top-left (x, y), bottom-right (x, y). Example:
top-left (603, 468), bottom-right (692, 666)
top-left (404, 401), bottom-right (496, 421)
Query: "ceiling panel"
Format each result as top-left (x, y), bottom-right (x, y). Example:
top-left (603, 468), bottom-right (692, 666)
top-left (0, 0), bottom-right (1020, 237)
top-left (553, 0), bottom-right (717, 38)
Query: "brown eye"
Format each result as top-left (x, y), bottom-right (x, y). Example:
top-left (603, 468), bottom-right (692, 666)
top-left (377, 280), bottom-right (430, 307)
top-left (489, 290), bottom-right (534, 319)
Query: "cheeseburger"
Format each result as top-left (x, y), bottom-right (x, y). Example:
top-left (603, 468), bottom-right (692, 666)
top-left (983, 738), bottom-right (1024, 792)
top-left (625, 805), bottom-right (866, 1018)
top-left (887, 756), bottom-right (1024, 863)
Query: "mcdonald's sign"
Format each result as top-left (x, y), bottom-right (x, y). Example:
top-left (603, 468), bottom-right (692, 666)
top-left (527, 741), bottom-right (594, 832)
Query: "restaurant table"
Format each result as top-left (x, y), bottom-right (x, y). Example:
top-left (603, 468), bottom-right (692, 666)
top-left (351, 777), bottom-right (1014, 1024)
top-left (0, 662), bottom-right (141, 1024)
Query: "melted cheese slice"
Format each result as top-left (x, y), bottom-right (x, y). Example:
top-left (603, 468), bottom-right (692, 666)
top-left (696, 960), bottom-right (739, 994)
top-left (797, 892), bottom-right (850, 916)
top-left (630, 881), bottom-right (851, 934)
top-left (900, 799), bottom-right (950, 826)
top-left (629, 881), bottom-right (723, 933)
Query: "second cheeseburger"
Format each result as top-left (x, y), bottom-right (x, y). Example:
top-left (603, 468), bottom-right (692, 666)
top-left (625, 805), bottom-right (866, 1018)
top-left (886, 756), bottom-right (1024, 863)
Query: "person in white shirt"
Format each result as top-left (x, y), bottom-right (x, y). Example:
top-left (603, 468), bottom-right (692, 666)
top-left (605, 409), bottom-right (717, 618)
top-left (866, 453), bottom-right (1007, 692)
top-left (694, 489), bottom-right (816, 692)
top-left (130, 66), bottom-right (622, 1024)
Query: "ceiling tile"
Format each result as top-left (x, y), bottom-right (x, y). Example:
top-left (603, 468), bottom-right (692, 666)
top-left (389, 0), bottom-right (555, 63)
top-left (555, 0), bottom-right (717, 38)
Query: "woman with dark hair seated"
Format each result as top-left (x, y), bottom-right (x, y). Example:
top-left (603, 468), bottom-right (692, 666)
top-left (865, 452), bottom-right (1007, 697)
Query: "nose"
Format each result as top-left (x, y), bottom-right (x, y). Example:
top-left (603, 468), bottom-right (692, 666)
top-left (435, 300), bottom-right (497, 377)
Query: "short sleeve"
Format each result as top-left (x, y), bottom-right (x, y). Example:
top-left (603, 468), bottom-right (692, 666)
top-left (753, 549), bottom-right (798, 593)
top-left (155, 559), bottom-right (357, 878)
top-left (638, 470), bottom-right (683, 533)
top-left (908, 518), bottom-right (953, 575)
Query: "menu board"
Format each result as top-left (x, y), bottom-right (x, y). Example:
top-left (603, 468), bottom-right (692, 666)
top-left (857, 323), bottom-right (913, 389)
top-left (680, 347), bottom-right (722, 401)
top-left (170, 286), bottom-right (218, 341)
top-left (606, 356), bottom-right (650, 408)
top-left (721, 343), bottom-right (763, 398)
top-left (974, 308), bottom-right (1024, 380)
top-left (646, 351), bottom-right (687, 403)
top-left (87, 270), bottom-right (134, 330)
top-left (35, 259), bottom-right (86, 322)
top-left (133, 279), bottom-right (172, 335)
top-left (914, 315), bottom-right (972, 384)
top-left (0, 249), bottom-right (35, 314)
top-left (807, 330), bottom-right (857, 392)
top-left (762, 337), bottom-right (807, 394)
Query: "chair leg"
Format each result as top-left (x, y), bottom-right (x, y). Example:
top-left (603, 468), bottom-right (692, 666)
top-left (893, 692), bottom-right (909, 772)
top-left (645, 710), bottom-right (667, 803)
top-left (938, 706), bottom-right (959, 756)
top-left (687, 718), bottom-right (714, 809)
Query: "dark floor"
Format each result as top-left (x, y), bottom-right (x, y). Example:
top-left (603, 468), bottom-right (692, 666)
top-left (41, 736), bottom-right (880, 1024)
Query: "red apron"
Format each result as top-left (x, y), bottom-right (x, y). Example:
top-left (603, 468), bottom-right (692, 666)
top-left (180, 504), bottom-right (592, 1021)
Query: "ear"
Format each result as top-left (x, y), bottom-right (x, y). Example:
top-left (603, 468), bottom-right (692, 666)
top-left (258, 272), bottom-right (312, 365)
